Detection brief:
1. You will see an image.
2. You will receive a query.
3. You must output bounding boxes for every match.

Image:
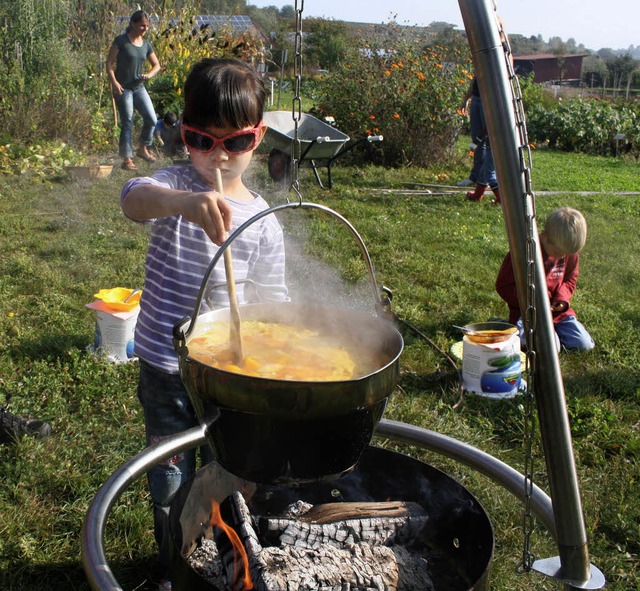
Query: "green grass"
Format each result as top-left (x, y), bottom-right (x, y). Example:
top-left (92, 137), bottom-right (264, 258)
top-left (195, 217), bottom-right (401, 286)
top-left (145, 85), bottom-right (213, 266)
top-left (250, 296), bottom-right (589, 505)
top-left (0, 146), bottom-right (638, 590)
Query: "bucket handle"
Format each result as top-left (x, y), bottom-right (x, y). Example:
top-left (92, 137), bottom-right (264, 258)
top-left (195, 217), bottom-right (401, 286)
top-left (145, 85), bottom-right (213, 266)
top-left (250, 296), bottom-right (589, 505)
top-left (178, 201), bottom-right (392, 340)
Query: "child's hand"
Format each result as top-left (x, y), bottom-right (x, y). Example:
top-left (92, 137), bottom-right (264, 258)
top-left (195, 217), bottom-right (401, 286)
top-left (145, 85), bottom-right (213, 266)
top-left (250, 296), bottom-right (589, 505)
top-left (181, 191), bottom-right (233, 245)
top-left (550, 301), bottom-right (568, 313)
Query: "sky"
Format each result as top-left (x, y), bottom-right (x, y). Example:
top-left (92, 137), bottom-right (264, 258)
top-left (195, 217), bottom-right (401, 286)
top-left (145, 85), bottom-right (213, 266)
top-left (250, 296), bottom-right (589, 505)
top-left (247, 0), bottom-right (638, 52)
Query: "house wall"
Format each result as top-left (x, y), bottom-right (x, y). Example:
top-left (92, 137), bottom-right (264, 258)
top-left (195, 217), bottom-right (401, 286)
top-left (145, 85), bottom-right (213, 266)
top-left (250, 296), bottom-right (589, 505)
top-left (514, 55), bottom-right (585, 83)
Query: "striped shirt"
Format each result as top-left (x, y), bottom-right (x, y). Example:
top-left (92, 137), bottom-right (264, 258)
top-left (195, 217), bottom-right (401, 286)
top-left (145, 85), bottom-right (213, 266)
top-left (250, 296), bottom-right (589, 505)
top-left (121, 165), bottom-right (288, 373)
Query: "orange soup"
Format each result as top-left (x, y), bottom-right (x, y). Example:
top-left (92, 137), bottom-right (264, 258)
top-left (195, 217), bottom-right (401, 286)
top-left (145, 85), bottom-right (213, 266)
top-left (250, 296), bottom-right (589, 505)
top-left (188, 320), bottom-right (378, 381)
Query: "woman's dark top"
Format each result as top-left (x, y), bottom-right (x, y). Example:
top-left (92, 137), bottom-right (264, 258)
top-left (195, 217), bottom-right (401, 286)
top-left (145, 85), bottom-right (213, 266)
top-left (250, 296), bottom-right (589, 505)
top-left (112, 34), bottom-right (154, 89)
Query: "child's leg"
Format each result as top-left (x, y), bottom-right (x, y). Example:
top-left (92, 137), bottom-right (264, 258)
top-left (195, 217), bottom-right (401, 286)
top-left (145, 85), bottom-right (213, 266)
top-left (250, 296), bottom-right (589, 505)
top-left (137, 361), bottom-right (200, 581)
top-left (517, 317), bottom-right (561, 352)
top-left (555, 315), bottom-right (595, 351)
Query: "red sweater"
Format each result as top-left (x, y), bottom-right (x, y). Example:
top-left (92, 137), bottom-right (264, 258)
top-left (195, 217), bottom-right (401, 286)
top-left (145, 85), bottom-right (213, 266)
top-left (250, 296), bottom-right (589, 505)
top-left (496, 244), bottom-right (580, 325)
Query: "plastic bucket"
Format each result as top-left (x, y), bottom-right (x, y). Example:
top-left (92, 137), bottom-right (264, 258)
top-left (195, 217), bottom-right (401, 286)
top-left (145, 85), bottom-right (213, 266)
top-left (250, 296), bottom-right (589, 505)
top-left (86, 300), bottom-right (139, 363)
top-left (462, 322), bottom-right (521, 399)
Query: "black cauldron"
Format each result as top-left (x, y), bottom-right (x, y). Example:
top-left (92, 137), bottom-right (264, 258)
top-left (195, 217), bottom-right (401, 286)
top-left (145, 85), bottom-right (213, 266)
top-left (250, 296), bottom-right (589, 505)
top-left (174, 302), bottom-right (403, 485)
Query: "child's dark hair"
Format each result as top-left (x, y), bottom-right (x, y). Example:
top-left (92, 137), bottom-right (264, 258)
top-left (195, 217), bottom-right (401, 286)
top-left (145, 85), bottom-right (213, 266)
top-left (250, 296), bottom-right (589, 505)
top-left (163, 111), bottom-right (178, 125)
top-left (183, 58), bottom-right (266, 130)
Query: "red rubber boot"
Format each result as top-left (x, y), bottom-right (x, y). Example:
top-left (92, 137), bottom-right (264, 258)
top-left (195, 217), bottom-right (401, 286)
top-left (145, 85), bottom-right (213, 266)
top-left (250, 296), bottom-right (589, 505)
top-left (466, 184), bottom-right (487, 201)
top-left (492, 187), bottom-right (501, 205)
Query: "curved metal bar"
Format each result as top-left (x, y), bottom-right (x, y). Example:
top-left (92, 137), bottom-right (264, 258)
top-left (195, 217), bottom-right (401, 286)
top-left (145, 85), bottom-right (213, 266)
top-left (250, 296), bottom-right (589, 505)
top-left (181, 201), bottom-right (386, 339)
top-left (81, 424), bottom-right (208, 591)
top-left (81, 420), bottom-right (568, 591)
top-left (376, 419), bottom-right (557, 537)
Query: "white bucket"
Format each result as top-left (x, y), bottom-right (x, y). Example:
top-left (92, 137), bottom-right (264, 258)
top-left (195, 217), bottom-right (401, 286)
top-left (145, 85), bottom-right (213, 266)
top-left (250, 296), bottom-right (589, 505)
top-left (462, 323), bottom-right (522, 399)
top-left (86, 300), bottom-right (139, 363)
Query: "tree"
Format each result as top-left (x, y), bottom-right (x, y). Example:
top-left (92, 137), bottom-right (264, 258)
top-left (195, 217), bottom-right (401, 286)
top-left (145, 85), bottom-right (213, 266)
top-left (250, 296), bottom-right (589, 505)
top-left (305, 18), bottom-right (349, 70)
top-left (582, 54), bottom-right (608, 88)
top-left (606, 53), bottom-right (637, 94)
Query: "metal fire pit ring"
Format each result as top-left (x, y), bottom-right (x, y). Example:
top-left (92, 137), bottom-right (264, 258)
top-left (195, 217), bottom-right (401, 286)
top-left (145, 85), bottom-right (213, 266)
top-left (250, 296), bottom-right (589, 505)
top-left (169, 443), bottom-right (494, 591)
top-left (82, 419), bottom-right (559, 591)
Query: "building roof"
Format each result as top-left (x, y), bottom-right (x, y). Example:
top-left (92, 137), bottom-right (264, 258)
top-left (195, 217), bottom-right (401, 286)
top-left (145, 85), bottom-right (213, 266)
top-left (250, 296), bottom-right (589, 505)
top-left (194, 15), bottom-right (256, 34)
top-left (514, 53), bottom-right (588, 60)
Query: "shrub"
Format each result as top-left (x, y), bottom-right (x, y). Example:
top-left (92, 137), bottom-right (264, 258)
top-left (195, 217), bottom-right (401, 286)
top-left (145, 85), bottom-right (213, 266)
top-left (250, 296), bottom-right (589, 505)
top-left (312, 24), bottom-right (472, 167)
top-left (522, 79), bottom-right (640, 156)
top-left (149, 3), bottom-right (267, 117)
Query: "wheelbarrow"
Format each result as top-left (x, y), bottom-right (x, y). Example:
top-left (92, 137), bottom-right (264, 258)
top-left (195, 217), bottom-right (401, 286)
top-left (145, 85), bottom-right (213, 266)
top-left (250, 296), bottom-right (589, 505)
top-left (263, 111), bottom-right (383, 189)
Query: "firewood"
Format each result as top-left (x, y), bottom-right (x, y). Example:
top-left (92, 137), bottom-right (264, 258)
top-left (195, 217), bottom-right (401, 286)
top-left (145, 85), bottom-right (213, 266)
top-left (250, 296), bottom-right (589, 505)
top-left (193, 493), bottom-right (435, 591)
top-left (296, 501), bottom-right (426, 523)
top-left (260, 501), bottom-right (429, 549)
top-left (256, 542), bottom-right (434, 591)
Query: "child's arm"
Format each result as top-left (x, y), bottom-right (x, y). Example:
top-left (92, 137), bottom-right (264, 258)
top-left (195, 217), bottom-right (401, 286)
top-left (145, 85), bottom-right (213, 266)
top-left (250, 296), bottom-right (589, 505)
top-left (495, 252), bottom-right (518, 306)
top-left (550, 254), bottom-right (579, 313)
top-left (122, 183), bottom-right (233, 246)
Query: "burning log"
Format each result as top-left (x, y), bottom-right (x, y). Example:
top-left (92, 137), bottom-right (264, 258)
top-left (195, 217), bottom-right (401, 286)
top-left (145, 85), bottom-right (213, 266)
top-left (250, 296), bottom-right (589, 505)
top-left (189, 537), bottom-right (225, 589)
top-left (200, 492), bottom-right (434, 591)
top-left (256, 542), bottom-right (434, 591)
top-left (260, 500), bottom-right (430, 548)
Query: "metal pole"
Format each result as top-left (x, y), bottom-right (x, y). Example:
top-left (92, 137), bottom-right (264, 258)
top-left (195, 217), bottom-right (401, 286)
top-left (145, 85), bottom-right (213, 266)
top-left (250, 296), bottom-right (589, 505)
top-left (457, 1), bottom-right (600, 589)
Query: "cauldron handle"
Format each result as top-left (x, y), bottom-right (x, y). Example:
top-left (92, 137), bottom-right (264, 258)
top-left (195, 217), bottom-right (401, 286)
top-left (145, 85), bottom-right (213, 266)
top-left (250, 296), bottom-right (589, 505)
top-left (178, 201), bottom-right (392, 340)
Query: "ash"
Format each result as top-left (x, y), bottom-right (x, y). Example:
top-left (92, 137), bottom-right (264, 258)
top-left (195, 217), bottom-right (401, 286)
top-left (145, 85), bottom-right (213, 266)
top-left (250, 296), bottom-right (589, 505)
top-left (188, 537), bottom-right (225, 589)
top-left (186, 495), bottom-right (435, 591)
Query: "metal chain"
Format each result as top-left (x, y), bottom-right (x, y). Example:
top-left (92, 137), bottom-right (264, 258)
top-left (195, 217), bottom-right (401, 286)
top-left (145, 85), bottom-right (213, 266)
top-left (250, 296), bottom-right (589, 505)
top-left (497, 17), bottom-right (538, 574)
top-left (290, 0), bottom-right (304, 204)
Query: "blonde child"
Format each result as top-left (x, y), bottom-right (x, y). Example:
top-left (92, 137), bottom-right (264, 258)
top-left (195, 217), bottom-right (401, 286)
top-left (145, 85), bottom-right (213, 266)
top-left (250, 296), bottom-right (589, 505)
top-left (496, 207), bottom-right (594, 351)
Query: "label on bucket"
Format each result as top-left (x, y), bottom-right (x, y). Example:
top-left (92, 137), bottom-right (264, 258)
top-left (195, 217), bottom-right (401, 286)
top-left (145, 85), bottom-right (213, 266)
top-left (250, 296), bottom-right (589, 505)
top-left (86, 300), bottom-right (139, 363)
top-left (462, 332), bottom-right (521, 399)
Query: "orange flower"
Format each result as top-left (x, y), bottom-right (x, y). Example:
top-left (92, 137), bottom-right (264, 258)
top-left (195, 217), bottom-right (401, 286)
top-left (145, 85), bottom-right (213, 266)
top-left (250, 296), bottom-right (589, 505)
top-left (416, 71), bottom-right (425, 81)
top-left (369, 114), bottom-right (376, 120)
top-left (384, 70), bottom-right (391, 76)
top-left (393, 113), bottom-right (400, 119)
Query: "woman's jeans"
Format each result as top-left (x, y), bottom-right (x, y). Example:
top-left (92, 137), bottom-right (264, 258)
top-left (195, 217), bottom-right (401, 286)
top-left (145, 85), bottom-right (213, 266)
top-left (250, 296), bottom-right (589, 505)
top-left (113, 85), bottom-right (156, 158)
top-left (137, 361), bottom-right (213, 579)
top-left (469, 95), bottom-right (497, 189)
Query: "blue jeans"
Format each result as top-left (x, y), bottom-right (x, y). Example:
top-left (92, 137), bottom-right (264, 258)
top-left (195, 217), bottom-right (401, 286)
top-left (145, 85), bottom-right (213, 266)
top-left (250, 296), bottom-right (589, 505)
top-left (516, 316), bottom-right (595, 352)
top-left (113, 85), bottom-right (156, 158)
top-left (137, 361), bottom-right (214, 579)
top-left (469, 95), bottom-right (497, 189)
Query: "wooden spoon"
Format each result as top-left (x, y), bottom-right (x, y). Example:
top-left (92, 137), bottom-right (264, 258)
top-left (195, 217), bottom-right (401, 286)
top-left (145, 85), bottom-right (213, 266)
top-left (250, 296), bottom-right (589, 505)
top-left (214, 169), bottom-right (244, 365)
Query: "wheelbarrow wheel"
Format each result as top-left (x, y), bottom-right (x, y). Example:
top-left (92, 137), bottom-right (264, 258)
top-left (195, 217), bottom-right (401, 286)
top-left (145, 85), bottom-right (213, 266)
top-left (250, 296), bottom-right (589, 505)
top-left (268, 149), bottom-right (291, 183)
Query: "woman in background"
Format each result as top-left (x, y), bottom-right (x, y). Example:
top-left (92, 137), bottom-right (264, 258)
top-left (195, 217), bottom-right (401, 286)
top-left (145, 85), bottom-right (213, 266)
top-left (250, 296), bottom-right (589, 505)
top-left (107, 10), bottom-right (161, 170)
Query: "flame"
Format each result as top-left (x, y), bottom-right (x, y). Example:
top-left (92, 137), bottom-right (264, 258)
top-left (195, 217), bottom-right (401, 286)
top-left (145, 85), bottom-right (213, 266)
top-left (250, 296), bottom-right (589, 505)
top-left (210, 500), bottom-right (253, 590)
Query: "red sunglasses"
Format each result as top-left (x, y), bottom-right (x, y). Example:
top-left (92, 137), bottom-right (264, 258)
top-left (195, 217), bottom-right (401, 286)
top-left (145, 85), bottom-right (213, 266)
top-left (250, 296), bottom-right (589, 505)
top-left (181, 122), bottom-right (264, 155)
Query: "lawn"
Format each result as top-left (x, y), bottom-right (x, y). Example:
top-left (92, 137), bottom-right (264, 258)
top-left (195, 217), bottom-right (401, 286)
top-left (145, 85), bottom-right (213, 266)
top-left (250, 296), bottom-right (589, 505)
top-left (0, 145), bottom-right (638, 591)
